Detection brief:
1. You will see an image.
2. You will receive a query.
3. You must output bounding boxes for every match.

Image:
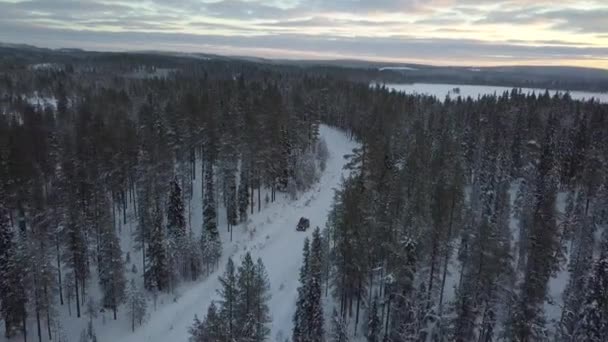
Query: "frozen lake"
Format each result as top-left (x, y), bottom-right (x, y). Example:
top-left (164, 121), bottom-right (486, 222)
top-left (382, 83), bottom-right (608, 103)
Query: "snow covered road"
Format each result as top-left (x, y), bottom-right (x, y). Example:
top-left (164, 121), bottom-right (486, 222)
top-left (113, 125), bottom-right (357, 342)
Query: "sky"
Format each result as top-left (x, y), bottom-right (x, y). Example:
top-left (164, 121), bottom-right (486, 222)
top-left (1, 0), bottom-right (607, 69)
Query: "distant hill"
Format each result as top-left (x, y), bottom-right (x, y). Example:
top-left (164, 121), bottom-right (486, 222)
top-left (1, 42), bottom-right (607, 92)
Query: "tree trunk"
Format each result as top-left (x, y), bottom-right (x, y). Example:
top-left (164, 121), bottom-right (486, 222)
top-left (22, 315), bottom-right (27, 342)
top-left (142, 234), bottom-right (146, 284)
top-left (354, 277), bottom-right (362, 336)
top-left (67, 288), bottom-right (72, 316)
top-left (258, 184), bottom-right (261, 211)
top-left (56, 234), bottom-right (64, 305)
top-left (75, 277), bottom-right (81, 318)
top-left (250, 173), bottom-right (254, 215)
top-left (131, 303), bottom-right (135, 332)
top-left (427, 236), bottom-right (438, 308)
top-left (44, 285), bottom-right (52, 340)
top-left (35, 290), bottom-right (42, 342)
top-left (384, 295), bottom-right (391, 340)
top-left (123, 190), bottom-right (127, 224)
top-left (438, 194), bottom-right (456, 317)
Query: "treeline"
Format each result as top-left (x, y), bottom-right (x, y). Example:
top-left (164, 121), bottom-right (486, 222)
top-left (312, 86), bottom-right (608, 341)
top-left (189, 252), bottom-right (271, 342)
top-left (0, 62), bottom-right (328, 341)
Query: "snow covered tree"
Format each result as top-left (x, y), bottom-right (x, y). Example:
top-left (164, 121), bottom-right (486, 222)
top-left (367, 298), bottom-right (380, 342)
top-left (307, 227), bottom-right (325, 341)
top-left (226, 171), bottom-right (238, 233)
top-left (506, 124), bottom-right (560, 342)
top-left (557, 189), bottom-right (595, 340)
top-left (252, 257), bottom-right (271, 342)
top-left (331, 309), bottom-right (349, 342)
top-left (65, 207), bottom-right (89, 318)
top-left (189, 301), bottom-right (226, 342)
top-left (98, 219), bottom-right (126, 319)
top-left (572, 236), bottom-right (608, 341)
top-left (189, 314), bottom-right (205, 342)
top-left (185, 229), bottom-right (202, 281)
top-left (316, 137), bottom-right (329, 172)
top-left (236, 252), bottom-right (257, 340)
top-left (85, 297), bottom-right (98, 325)
top-left (145, 202), bottom-right (169, 292)
top-left (293, 237), bottom-right (310, 342)
top-left (127, 279), bottom-right (147, 332)
top-left (218, 257), bottom-right (238, 340)
top-left (202, 161), bottom-right (221, 270)
top-left (238, 160), bottom-right (250, 223)
top-left (79, 320), bottom-right (98, 342)
top-left (0, 202), bottom-right (27, 338)
top-left (234, 253), bottom-right (272, 341)
top-left (167, 177), bottom-right (187, 278)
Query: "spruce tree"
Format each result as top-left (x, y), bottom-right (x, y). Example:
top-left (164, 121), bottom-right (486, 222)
top-left (253, 258), bottom-right (271, 342)
top-left (203, 161), bottom-right (221, 269)
top-left (293, 237), bottom-right (310, 342)
top-left (167, 177), bottom-right (186, 242)
top-left (573, 236), bottom-right (608, 341)
top-left (167, 177), bottom-right (187, 280)
top-left (308, 227), bottom-right (325, 341)
top-left (145, 202), bottom-right (169, 291)
top-left (331, 309), bottom-right (349, 342)
top-left (0, 202), bottom-right (27, 338)
top-left (98, 219), bottom-right (126, 319)
top-left (218, 257), bottom-right (238, 340)
top-left (367, 298), bottom-right (380, 342)
top-left (127, 279), bottom-right (147, 332)
top-left (238, 161), bottom-right (250, 223)
top-left (236, 252), bottom-right (257, 340)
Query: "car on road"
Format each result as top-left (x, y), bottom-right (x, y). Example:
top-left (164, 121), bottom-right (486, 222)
top-left (297, 217), bottom-right (310, 231)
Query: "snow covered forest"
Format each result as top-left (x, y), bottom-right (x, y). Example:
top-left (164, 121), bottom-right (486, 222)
top-left (1, 53), bottom-right (608, 342)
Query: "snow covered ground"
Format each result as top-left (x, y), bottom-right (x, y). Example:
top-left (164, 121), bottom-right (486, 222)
top-left (378, 66), bottom-right (418, 71)
top-left (382, 83), bottom-right (608, 103)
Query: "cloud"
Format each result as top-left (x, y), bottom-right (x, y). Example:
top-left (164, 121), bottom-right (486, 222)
top-left (0, 0), bottom-right (606, 67)
top-left (476, 6), bottom-right (608, 34)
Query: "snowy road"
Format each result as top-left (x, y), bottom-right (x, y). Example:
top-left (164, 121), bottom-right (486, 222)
top-left (112, 125), bottom-right (357, 342)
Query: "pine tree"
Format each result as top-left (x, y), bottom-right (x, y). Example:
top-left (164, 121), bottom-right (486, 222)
top-left (205, 301), bottom-right (225, 341)
top-left (218, 257), bottom-right (238, 340)
top-left (79, 320), bottom-right (98, 342)
top-left (331, 309), bottom-right (349, 342)
top-left (190, 301), bottom-right (226, 342)
top-left (127, 279), bottom-right (147, 332)
top-left (238, 160), bottom-right (250, 223)
top-left (572, 236), bottom-right (608, 341)
top-left (557, 189), bottom-right (594, 340)
top-left (506, 124), bottom-right (560, 342)
top-left (167, 177), bottom-right (187, 281)
top-left (236, 252), bottom-right (257, 340)
top-left (367, 298), bottom-right (380, 342)
top-left (253, 258), bottom-right (271, 342)
top-left (185, 230), bottom-right (202, 281)
top-left (145, 202), bottom-right (169, 291)
top-left (65, 205), bottom-right (88, 318)
top-left (308, 227), bottom-right (325, 341)
top-left (203, 161), bottom-right (221, 269)
top-left (227, 170), bottom-right (238, 232)
top-left (98, 218), bottom-right (126, 320)
top-left (0, 202), bottom-right (27, 338)
top-left (293, 237), bottom-right (310, 342)
top-left (189, 314), bottom-right (205, 342)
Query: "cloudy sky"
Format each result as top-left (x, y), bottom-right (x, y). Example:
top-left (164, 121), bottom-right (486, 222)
top-left (1, 0), bottom-right (607, 68)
